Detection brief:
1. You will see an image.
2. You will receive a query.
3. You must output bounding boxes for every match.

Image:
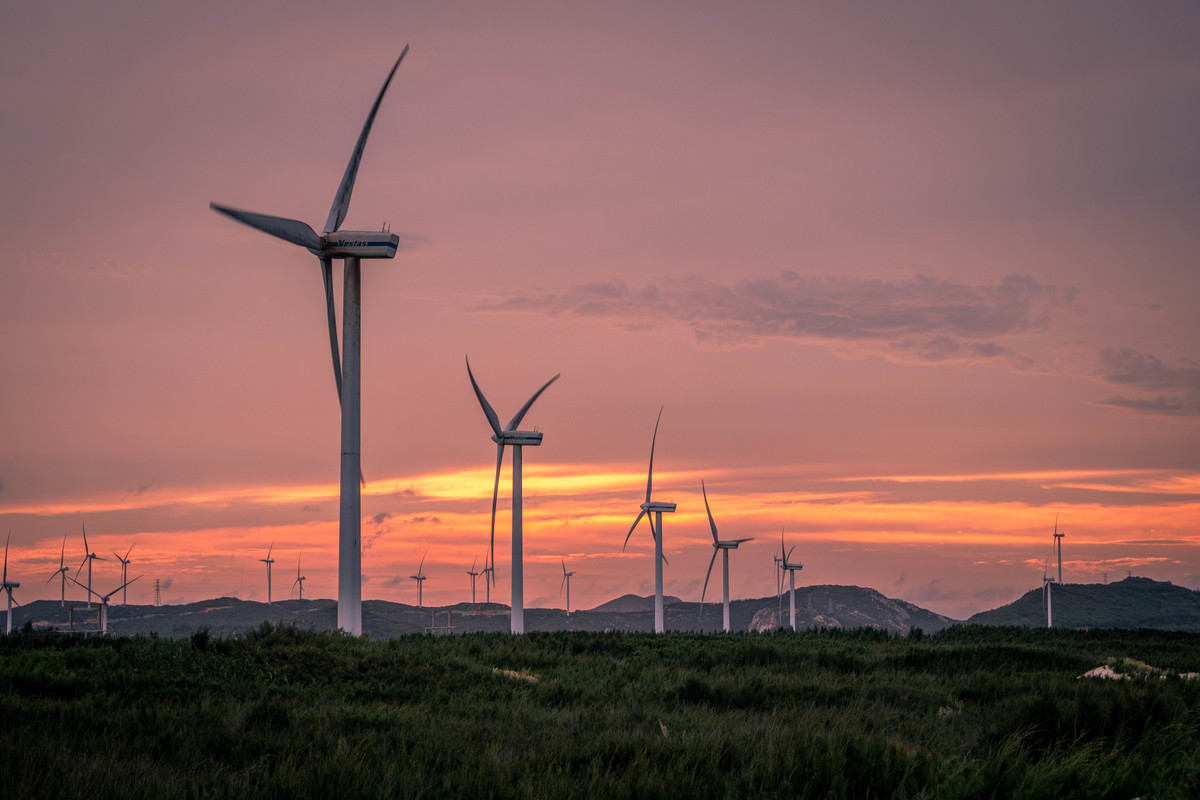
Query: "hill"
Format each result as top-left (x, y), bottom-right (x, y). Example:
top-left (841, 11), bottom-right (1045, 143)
top-left (967, 577), bottom-right (1200, 631)
top-left (11, 584), bottom-right (957, 638)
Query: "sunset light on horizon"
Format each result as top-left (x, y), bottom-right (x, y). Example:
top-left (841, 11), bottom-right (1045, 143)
top-left (3, 2), bottom-right (1198, 624)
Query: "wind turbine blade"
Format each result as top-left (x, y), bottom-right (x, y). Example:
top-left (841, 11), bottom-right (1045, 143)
top-left (323, 45), bottom-right (409, 235)
top-left (623, 508), bottom-right (648, 551)
top-left (105, 575), bottom-right (140, 601)
top-left (786, 545), bottom-right (795, 563)
top-left (124, 544), bottom-right (135, 561)
top-left (731, 538), bottom-right (754, 545)
top-left (700, 547), bottom-right (719, 606)
top-left (466, 357), bottom-right (503, 437)
top-left (209, 203), bottom-right (323, 251)
top-left (82, 521), bottom-right (89, 556)
top-left (645, 406), bottom-right (663, 503)
top-left (561, 557), bottom-right (567, 577)
top-left (60, 535), bottom-right (66, 568)
top-left (649, 514), bottom-right (670, 566)
top-left (267, 543), bottom-right (273, 560)
top-left (321, 257), bottom-right (344, 404)
top-left (489, 443), bottom-right (505, 583)
top-left (560, 574), bottom-right (566, 593)
top-left (417, 551), bottom-right (426, 576)
top-left (504, 373), bottom-right (561, 431)
top-left (701, 481), bottom-right (719, 543)
top-left (2, 531), bottom-right (7, 583)
top-left (68, 575), bottom-right (101, 601)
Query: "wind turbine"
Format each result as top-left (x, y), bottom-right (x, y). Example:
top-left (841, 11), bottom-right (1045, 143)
top-left (1042, 570), bottom-right (1053, 629)
top-left (1053, 515), bottom-right (1065, 584)
top-left (699, 482), bottom-right (753, 633)
top-left (778, 528), bottom-right (804, 631)
top-left (260, 544), bottom-right (276, 604)
top-left (560, 558), bottom-right (576, 616)
top-left (70, 575), bottom-right (139, 635)
top-left (210, 47), bottom-right (411, 636)
top-left (75, 522), bottom-right (106, 610)
top-left (623, 408), bottom-right (674, 634)
top-left (47, 535), bottom-right (70, 607)
top-left (113, 544), bottom-right (134, 605)
top-left (466, 357), bottom-right (560, 634)
top-left (466, 557), bottom-right (481, 604)
top-left (293, 553), bottom-right (306, 601)
top-left (2, 533), bottom-right (20, 635)
top-left (481, 561), bottom-right (495, 604)
top-left (411, 552), bottom-right (428, 608)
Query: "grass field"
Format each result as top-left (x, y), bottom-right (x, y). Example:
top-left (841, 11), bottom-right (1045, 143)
top-left (2, 625), bottom-right (1198, 798)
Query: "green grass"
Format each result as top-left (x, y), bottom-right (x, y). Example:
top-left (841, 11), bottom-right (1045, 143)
top-left (2, 624), bottom-right (1199, 798)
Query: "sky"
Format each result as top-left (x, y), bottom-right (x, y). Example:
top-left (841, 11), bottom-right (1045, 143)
top-left (2, 2), bottom-right (1198, 621)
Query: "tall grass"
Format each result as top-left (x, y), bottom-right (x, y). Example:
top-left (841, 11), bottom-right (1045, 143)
top-left (1, 624), bottom-right (1198, 798)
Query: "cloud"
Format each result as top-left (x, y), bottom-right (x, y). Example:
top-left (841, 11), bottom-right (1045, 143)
top-left (300, 504), bottom-right (320, 513)
top-left (1095, 348), bottom-right (1200, 417)
top-left (370, 512), bottom-right (395, 526)
top-left (478, 272), bottom-right (1075, 366)
top-left (162, 578), bottom-right (173, 590)
top-left (409, 515), bottom-right (442, 525)
top-left (383, 575), bottom-right (406, 588)
top-left (365, 512), bottom-right (396, 551)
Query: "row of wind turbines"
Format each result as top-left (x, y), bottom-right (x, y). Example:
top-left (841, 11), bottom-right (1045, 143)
top-left (206, 45), bottom-right (1064, 638)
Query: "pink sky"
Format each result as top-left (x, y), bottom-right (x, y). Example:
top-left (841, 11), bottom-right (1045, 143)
top-left (2, 2), bottom-right (1198, 620)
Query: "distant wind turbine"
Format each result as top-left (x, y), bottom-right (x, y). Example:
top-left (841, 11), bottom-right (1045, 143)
top-left (293, 553), bottom-right (306, 601)
top-left (114, 544), bottom-right (135, 605)
top-left (466, 557), bottom-right (481, 604)
top-left (260, 544), bottom-right (276, 604)
top-left (1042, 570), bottom-right (1054, 629)
top-left (411, 552), bottom-right (428, 608)
top-left (560, 558), bottom-right (576, 616)
top-left (624, 408), bottom-right (674, 634)
top-left (210, 47), bottom-right (411, 636)
top-left (778, 528), bottom-right (804, 631)
top-left (481, 561), bottom-right (495, 604)
top-left (47, 535), bottom-right (69, 607)
top-left (75, 522), bottom-right (106, 610)
top-left (699, 482), bottom-right (754, 633)
top-left (3, 533), bottom-right (20, 635)
top-left (1053, 515), bottom-right (1065, 584)
top-left (466, 357), bottom-right (560, 634)
top-left (70, 575), bottom-right (139, 635)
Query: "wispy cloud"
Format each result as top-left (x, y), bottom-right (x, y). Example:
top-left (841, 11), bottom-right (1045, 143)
top-left (479, 272), bottom-right (1076, 366)
top-left (1095, 348), bottom-right (1200, 417)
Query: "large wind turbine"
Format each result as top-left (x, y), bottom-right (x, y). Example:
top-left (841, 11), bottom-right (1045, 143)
top-left (2, 533), bottom-right (19, 635)
top-left (623, 408), bottom-right (674, 634)
top-left (778, 528), bottom-right (804, 631)
top-left (560, 558), bottom-right (576, 616)
top-left (411, 552), bottom-right (428, 608)
top-left (114, 544), bottom-right (134, 605)
top-left (293, 553), bottom-right (306, 601)
top-left (47, 535), bottom-right (69, 607)
top-left (260, 544), bottom-right (276, 605)
top-left (466, 357), bottom-right (560, 634)
top-left (75, 522), bottom-right (105, 610)
top-left (699, 482), bottom-right (753, 633)
top-left (210, 47), bottom-right (411, 636)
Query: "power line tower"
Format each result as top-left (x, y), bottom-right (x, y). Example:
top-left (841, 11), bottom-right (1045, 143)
top-left (153, 579), bottom-right (162, 607)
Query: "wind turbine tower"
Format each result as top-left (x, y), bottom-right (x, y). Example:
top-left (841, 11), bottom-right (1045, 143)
top-left (76, 522), bottom-right (106, 610)
top-left (624, 408), bottom-right (675, 634)
top-left (47, 535), bottom-right (69, 607)
top-left (71, 575), bottom-right (139, 635)
top-left (210, 47), bottom-right (411, 636)
top-left (260, 544), bottom-right (276, 604)
top-left (560, 558), bottom-right (576, 616)
top-left (466, 357), bottom-right (560, 634)
top-left (778, 528), bottom-right (804, 631)
top-left (1042, 571), bottom-right (1053, 628)
top-left (699, 483), bottom-right (754, 633)
top-left (411, 552), bottom-right (428, 608)
top-left (2, 533), bottom-right (19, 635)
top-left (481, 562), bottom-right (494, 604)
top-left (114, 545), bottom-right (134, 604)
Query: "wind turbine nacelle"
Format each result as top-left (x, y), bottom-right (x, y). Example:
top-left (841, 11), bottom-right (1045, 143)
top-left (495, 431), bottom-right (544, 446)
top-left (323, 231), bottom-right (401, 259)
top-left (643, 501), bottom-right (677, 513)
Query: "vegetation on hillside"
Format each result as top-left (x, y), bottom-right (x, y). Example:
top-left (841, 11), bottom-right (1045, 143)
top-left (2, 625), bottom-right (1198, 798)
top-left (968, 577), bottom-right (1200, 632)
